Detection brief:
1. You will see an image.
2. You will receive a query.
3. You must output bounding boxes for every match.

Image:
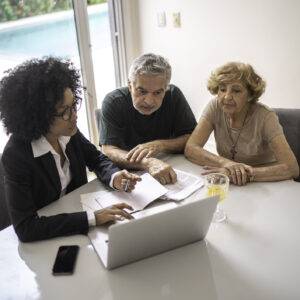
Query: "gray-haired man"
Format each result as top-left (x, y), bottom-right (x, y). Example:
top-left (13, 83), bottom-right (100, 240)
top-left (99, 53), bottom-right (197, 185)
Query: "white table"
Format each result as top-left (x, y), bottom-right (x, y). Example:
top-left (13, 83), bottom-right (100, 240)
top-left (1, 154), bottom-right (300, 300)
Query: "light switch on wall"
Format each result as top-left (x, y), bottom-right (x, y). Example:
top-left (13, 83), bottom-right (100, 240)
top-left (172, 12), bottom-right (181, 27)
top-left (157, 11), bottom-right (166, 27)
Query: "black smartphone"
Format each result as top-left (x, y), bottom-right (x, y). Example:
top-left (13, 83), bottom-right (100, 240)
top-left (52, 245), bottom-right (79, 275)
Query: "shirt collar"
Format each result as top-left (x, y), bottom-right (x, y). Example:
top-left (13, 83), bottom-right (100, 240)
top-left (31, 136), bottom-right (71, 158)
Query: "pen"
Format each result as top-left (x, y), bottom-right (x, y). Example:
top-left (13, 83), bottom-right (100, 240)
top-left (125, 179), bottom-right (131, 192)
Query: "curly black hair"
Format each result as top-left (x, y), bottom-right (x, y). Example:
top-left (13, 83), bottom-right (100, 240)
top-left (0, 57), bottom-right (82, 141)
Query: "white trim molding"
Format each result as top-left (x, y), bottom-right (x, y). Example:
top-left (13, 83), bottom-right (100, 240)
top-left (73, 0), bottom-right (98, 146)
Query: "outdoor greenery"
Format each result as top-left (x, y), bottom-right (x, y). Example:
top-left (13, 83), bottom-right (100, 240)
top-left (0, 0), bottom-right (106, 22)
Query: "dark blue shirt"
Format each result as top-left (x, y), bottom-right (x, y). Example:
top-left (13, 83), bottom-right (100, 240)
top-left (99, 84), bottom-right (197, 150)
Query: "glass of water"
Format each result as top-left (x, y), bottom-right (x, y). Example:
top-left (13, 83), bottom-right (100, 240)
top-left (205, 173), bottom-right (229, 223)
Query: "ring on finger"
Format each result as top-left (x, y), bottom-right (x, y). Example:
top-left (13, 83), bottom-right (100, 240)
top-left (235, 169), bottom-right (241, 173)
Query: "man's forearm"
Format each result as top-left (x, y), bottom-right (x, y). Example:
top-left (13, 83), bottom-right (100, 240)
top-left (158, 134), bottom-right (191, 153)
top-left (102, 145), bottom-right (177, 184)
top-left (102, 145), bottom-right (152, 170)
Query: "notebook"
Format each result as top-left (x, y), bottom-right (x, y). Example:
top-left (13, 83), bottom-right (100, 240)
top-left (88, 195), bottom-right (219, 269)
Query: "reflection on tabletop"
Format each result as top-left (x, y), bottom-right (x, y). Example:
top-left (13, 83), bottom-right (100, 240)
top-left (107, 241), bottom-right (218, 300)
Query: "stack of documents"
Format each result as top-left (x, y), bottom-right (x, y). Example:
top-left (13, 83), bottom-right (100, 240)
top-left (80, 169), bottom-right (203, 213)
top-left (163, 169), bottom-right (204, 201)
top-left (81, 173), bottom-right (167, 212)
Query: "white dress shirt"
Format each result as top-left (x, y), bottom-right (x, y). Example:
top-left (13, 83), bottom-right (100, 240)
top-left (31, 136), bottom-right (119, 227)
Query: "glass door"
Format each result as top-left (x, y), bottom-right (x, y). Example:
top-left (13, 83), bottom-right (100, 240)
top-left (0, 0), bottom-right (117, 152)
top-left (88, 2), bottom-right (116, 107)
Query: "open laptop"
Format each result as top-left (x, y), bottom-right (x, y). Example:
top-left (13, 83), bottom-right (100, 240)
top-left (88, 195), bottom-right (219, 269)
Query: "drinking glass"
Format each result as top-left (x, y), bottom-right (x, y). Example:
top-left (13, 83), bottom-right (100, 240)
top-left (205, 173), bottom-right (229, 223)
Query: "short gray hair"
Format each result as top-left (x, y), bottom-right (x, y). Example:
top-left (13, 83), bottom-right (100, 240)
top-left (128, 53), bottom-right (172, 87)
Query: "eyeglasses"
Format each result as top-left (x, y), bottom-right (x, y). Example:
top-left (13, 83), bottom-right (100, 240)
top-left (55, 98), bottom-right (82, 121)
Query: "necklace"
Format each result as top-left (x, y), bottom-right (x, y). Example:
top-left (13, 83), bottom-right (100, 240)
top-left (225, 109), bottom-right (249, 160)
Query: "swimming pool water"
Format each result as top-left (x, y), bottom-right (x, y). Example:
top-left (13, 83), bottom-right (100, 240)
top-left (0, 10), bottom-right (111, 58)
top-left (0, 7), bottom-right (113, 153)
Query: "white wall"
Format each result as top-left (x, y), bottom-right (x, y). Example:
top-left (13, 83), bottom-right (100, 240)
top-left (123, 0), bottom-right (300, 119)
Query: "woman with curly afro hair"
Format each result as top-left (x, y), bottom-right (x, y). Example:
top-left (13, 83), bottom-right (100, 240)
top-left (0, 57), bottom-right (140, 242)
top-left (185, 62), bottom-right (299, 185)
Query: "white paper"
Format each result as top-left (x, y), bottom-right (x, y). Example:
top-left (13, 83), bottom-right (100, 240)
top-left (80, 192), bottom-right (103, 212)
top-left (162, 169), bottom-right (204, 201)
top-left (80, 170), bottom-right (203, 214)
top-left (80, 173), bottom-right (168, 212)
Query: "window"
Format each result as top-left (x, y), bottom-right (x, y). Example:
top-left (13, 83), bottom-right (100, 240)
top-left (0, 0), bottom-right (120, 152)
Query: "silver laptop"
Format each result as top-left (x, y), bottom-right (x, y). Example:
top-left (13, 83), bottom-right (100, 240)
top-left (88, 195), bottom-right (219, 269)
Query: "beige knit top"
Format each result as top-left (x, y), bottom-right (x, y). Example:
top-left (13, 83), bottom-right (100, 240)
top-left (201, 98), bottom-right (283, 166)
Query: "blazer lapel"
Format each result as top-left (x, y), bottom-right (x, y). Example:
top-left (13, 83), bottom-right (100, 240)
top-left (37, 152), bottom-right (61, 192)
top-left (66, 140), bottom-right (86, 192)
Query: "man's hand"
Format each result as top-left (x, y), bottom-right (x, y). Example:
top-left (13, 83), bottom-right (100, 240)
top-left (113, 170), bottom-right (141, 192)
top-left (146, 158), bottom-right (177, 185)
top-left (126, 141), bottom-right (162, 163)
top-left (94, 203), bottom-right (134, 225)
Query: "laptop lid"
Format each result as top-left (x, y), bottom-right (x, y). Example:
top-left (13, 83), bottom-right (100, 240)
top-left (106, 195), bottom-right (219, 269)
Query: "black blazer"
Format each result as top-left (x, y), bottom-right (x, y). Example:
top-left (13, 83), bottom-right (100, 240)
top-left (2, 130), bottom-right (120, 242)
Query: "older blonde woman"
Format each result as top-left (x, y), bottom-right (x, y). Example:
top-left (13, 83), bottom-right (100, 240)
top-left (185, 62), bottom-right (299, 185)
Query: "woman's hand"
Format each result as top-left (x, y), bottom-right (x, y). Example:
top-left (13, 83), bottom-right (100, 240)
top-left (113, 170), bottom-right (141, 192)
top-left (222, 162), bottom-right (253, 185)
top-left (202, 162), bottom-right (253, 186)
top-left (94, 203), bottom-right (134, 225)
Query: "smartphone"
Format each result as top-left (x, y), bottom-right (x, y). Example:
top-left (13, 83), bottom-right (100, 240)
top-left (52, 245), bottom-right (79, 275)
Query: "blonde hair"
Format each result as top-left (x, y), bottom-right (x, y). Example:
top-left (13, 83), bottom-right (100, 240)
top-left (207, 62), bottom-right (266, 103)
